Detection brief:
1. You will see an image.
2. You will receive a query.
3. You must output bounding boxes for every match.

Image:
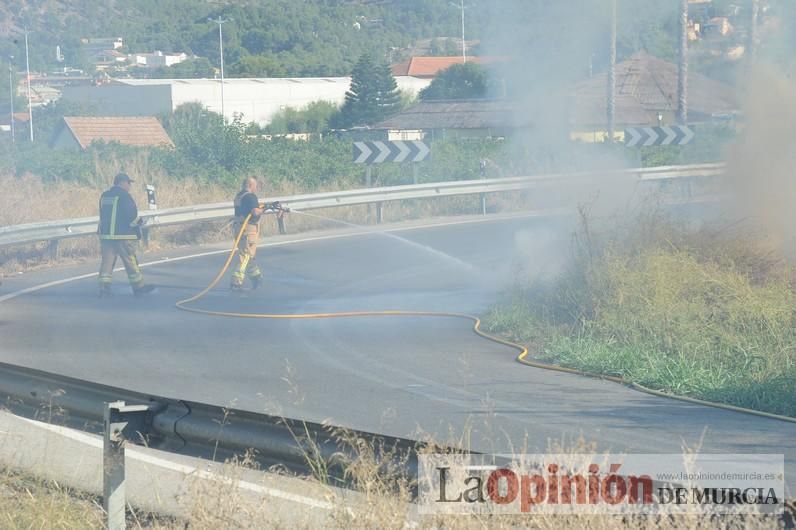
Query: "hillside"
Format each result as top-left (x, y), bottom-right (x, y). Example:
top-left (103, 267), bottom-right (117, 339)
top-left (0, 0), bottom-right (791, 105)
top-left (0, 0), bottom-right (466, 77)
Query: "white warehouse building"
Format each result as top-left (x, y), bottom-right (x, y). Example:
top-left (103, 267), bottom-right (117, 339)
top-left (61, 76), bottom-right (431, 127)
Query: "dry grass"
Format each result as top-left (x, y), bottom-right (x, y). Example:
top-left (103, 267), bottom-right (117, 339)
top-left (303, 431), bottom-right (789, 530)
top-left (0, 170), bottom-right (533, 276)
top-left (0, 171), bottom-right (237, 275)
top-left (178, 452), bottom-right (307, 529)
top-left (0, 428), bottom-right (791, 529)
top-left (0, 466), bottom-right (176, 529)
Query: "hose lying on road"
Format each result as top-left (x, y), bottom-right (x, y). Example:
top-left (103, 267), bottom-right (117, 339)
top-left (176, 213), bottom-right (796, 425)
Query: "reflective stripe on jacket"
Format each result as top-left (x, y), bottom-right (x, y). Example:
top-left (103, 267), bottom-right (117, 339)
top-left (98, 186), bottom-right (140, 240)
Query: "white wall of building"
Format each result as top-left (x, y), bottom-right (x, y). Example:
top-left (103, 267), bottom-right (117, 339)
top-left (130, 52), bottom-right (188, 68)
top-left (163, 53), bottom-right (187, 67)
top-left (118, 76), bottom-right (431, 126)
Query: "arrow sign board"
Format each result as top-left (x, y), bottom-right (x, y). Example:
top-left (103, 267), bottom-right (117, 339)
top-left (624, 126), bottom-right (695, 147)
top-left (353, 141), bottom-right (431, 164)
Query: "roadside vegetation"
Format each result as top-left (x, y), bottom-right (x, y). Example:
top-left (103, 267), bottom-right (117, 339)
top-left (0, 466), bottom-right (175, 529)
top-left (0, 436), bottom-right (790, 529)
top-left (1, 98), bottom-right (736, 192)
top-left (485, 209), bottom-right (796, 417)
top-left (0, 107), bottom-right (736, 275)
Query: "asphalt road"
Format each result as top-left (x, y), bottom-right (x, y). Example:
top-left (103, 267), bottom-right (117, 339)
top-left (1, 213), bottom-right (794, 492)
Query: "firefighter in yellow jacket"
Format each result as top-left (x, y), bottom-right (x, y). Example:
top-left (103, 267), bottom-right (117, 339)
top-left (98, 173), bottom-right (155, 296)
top-left (231, 176), bottom-right (265, 290)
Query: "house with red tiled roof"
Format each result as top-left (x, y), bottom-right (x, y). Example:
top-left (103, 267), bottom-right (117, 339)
top-left (373, 52), bottom-right (738, 143)
top-left (390, 56), bottom-right (508, 79)
top-left (51, 116), bottom-right (174, 150)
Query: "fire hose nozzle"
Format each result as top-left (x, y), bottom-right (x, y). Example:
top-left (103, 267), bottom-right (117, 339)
top-left (263, 201), bottom-right (289, 213)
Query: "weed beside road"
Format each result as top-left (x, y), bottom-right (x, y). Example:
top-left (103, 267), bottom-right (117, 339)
top-left (0, 466), bottom-right (174, 529)
top-left (485, 210), bottom-right (796, 417)
top-left (0, 170), bottom-right (522, 276)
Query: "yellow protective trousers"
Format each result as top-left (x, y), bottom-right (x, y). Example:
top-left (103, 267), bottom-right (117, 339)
top-left (231, 222), bottom-right (262, 287)
top-left (99, 240), bottom-right (145, 288)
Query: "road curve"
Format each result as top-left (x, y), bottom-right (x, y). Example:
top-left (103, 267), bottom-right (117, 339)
top-left (1, 213), bottom-right (794, 492)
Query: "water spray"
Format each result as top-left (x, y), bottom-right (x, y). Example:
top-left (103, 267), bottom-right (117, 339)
top-left (289, 209), bottom-right (480, 274)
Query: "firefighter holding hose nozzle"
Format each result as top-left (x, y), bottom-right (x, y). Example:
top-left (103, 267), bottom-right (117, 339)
top-left (230, 177), bottom-right (289, 291)
top-left (231, 176), bottom-right (266, 291)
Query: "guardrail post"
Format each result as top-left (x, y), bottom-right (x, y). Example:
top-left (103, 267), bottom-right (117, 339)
top-left (141, 228), bottom-right (150, 249)
top-left (366, 166), bottom-right (373, 222)
top-left (103, 401), bottom-right (150, 530)
top-left (376, 202), bottom-right (383, 224)
top-left (277, 213), bottom-right (287, 235)
top-left (480, 193), bottom-right (487, 216)
top-left (46, 239), bottom-right (59, 261)
top-left (680, 178), bottom-right (693, 200)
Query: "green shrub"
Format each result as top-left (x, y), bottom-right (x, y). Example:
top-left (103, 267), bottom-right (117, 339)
top-left (486, 212), bottom-right (796, 416)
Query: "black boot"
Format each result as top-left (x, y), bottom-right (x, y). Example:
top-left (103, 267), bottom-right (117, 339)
top-left (133, 284), bottom-right (156, 296)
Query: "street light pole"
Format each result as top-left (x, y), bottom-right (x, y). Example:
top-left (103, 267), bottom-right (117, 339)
top-left (210, 16), bottom-right (229, 123)
top-left (8, 63), bottom-right (15, 143)
top-left (460, 0), bottom-right (466, 63)
top-left (677, 0), bottom-right (688, 124)
top-left (607, 0), bottom-right (617, 143)
top-left (24, 28), bottom-right (33, 142)
top-left (450, 1), bottom-right (467, 63)
top-left (749, 0), bottom-right (760, 63)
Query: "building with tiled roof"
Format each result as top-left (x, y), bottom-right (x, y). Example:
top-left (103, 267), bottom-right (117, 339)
top-left (572, 51), bottom-right (737, 121)
top-left (390, 56), bottom-right (508, 78)
top-left (51, 116), bottom-right (174, 150)
top-left (570, 51), bottom-right (738, 141)
top-left (373, 99), bottom-right (527, 140)
top-left (374, 52), bottom-right (739, 143)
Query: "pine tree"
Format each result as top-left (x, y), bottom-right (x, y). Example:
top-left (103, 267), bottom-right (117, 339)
top-left (337, 53), bottom-right (377, 127)
top-left (375, 62), bottom-right (401, 118)
top-left (335, 53), bottom-right (402, 128)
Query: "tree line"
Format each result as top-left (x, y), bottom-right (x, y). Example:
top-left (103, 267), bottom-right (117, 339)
top-left (4, 0), bottom-right (760, 81)
top-left (1, 0), bottom-right (464, 77)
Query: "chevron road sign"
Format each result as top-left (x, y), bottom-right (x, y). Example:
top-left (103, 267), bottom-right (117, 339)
top-left (353, 140), bottom-right (431, 164)
top-left (624, 126), bottom-right (695, 147)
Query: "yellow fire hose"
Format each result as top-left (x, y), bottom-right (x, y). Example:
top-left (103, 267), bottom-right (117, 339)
top-left (176, 213), bottom-right (796, 424)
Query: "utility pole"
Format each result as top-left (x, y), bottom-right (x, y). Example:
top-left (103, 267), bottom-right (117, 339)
top-left (450, 1), bottom-right (467, 63)
top-left (749, 0), bottom-right (760, 63)
top-left (210, 16), bottom-right (230, 123)
top-left (8, 61), bottom-right (15, 143)
top-left (677, 0), bottom-right (688, 124)
top-left (24, 28), bottom-right (33, 142)
top-left (607, 0), bottom-right (617, 143)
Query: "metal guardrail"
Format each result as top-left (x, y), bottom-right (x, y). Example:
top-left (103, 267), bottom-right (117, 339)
top-left (0, 361), bottom-right (423, 479)
top-left (0, 163), bottom-right (725, 249)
